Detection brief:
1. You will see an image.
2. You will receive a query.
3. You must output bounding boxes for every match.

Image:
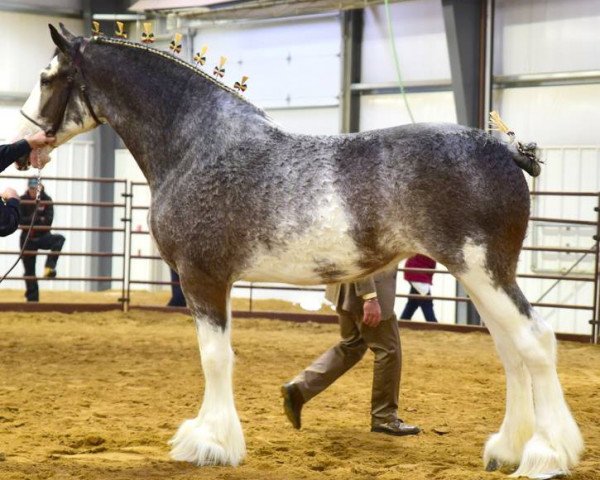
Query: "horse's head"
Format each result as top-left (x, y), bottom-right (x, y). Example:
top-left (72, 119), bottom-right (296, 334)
top-left (15, 23), bottom-right (103, 170)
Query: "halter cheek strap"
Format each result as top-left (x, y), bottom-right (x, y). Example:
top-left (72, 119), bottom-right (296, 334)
top-left (71, 41), bottom-right (103, 127)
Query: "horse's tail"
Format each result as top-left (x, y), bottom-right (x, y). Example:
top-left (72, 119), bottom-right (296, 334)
top-left (510, 141), bottom-right (542, 177)
top-left (489, 111), bottom-right (542, 177)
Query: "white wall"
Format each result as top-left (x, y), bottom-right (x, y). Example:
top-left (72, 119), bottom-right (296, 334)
top-left (494, 0), bottom-right (600, 76)
top-left (192, 14), bottom-right (341, 109)
top-left (362, 0), bottom-right (451, 83)
top-left (493, 0), bottom-right (600, 145)
top-left (0, 11), bottom-right (83, 96)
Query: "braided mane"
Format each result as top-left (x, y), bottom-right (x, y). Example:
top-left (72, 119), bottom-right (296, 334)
top-left (92, 36), bottom-right (260, 111)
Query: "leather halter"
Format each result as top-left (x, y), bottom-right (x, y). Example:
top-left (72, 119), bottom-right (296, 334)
top-left (20, 42), bottom-right (102, 136)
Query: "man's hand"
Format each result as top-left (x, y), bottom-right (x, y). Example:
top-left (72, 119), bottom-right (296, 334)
top-left (2, 187), bottom-right (19, 201)
top-left (362, 298), bottom-right (382, 327)
top-left (25, 131), bottom-right (56, 149)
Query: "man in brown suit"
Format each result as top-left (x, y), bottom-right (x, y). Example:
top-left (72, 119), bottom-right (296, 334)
top-left (281, 267), bottom-right (420, 436)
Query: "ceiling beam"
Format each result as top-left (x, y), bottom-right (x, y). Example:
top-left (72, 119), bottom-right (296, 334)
top-left (129, 0), bottom-right (407, 22)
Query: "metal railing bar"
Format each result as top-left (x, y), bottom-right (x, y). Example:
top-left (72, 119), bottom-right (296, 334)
top-left (129, 247), bottom-right (595, 262)
top-left (18, 226), bottom-right (125, 233)
top-left (530, 191), bottom-right (600, 197)
top-left (522, 246), bottom-right (592, 254)
top-left (0, 250), bottom-right (124, 257)
top-left (128, 190), bottom-right (600, 202)
top-left (19, 200), bottom-right (127, 208)
top-left (517, 273), bottom-right (594, 282)
top-left (127, 257), bottom-right (594, 283)
top-left (529, 217), bottom-right (597, 226)
top-left (129, 219), bottom-right (597, 232)
top-left (2, 175), bottom-right (126, 184)
top-left (6, 276), bottom-right (122, 281)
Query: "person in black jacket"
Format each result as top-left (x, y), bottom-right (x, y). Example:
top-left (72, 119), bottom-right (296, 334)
top-left (0, 132), bottom-right (56, 237)
top-left (19, 178), bottom-right (65, 302)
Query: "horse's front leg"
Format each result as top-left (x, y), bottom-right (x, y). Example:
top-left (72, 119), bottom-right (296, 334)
top-left (169, 276), bottom-right (246, 466)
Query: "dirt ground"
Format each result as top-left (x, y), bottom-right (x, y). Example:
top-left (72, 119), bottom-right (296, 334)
top-left (0, 305), bottom-right (599, 480)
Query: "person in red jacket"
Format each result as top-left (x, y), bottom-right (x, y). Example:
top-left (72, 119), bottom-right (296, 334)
top-left (400, 254), bottom-right (438, 322)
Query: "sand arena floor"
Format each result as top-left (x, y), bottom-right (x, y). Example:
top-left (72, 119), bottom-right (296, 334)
top-left (0, 304), bottom-right (599, 480)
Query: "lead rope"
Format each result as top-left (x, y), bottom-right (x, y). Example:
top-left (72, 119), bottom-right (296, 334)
top-left (0, 168), bottom-right (42, 285)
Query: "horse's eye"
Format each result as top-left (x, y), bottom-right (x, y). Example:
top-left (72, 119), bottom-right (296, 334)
top-left (40, 78), bottom-right (51, 86)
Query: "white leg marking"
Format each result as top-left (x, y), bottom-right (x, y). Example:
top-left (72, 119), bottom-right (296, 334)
top-left (510, 311), bottom-right (583, 479)
top-left (484, 327), bottom-right (535, 469)
top-left (458, 241), bottom-right (583, 479)
top-left (169, 318), bottom-right (246, 466)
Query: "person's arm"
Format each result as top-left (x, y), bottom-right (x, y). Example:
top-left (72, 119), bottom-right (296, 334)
top-left (0, 198), bottom-right (21, 237)
top-left (354, 276), bottom-right (382, 327)
top-left (0, 140), bottom-right (31, 173)
top-left (0, 133), bottom-right (56, 174)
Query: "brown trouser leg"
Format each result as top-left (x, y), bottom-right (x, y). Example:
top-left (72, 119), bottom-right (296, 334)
top-left (361, 314), bottom-right (402, 426)
top-left (291, 311), bottom-right (401, 425)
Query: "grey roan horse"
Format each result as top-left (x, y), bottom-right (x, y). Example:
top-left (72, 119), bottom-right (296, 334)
top-left (16, 24), bottom-right (583, 479)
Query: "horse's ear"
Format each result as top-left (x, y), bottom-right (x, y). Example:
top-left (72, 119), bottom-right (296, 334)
top-left (58, 22), bottom-right (76, 41)
top-left (49, 24), bottom-right (74, 58)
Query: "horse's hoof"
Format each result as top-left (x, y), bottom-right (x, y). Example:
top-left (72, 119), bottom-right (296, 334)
top-left (169, 417), bottom-right (246, 466)
top-left (527, 471), bottom-right (566, 480)
top-left (486, 459), bottom-right (499, 471)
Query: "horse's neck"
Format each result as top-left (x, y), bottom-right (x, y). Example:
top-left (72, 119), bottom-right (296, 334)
top-left (85, 42), bottom-right (248, 187)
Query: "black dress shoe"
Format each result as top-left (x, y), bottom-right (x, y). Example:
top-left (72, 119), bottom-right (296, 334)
top-left (281, 383), bottom-right (304, 429)
top-left (371, 419), bottom-right (421, 436)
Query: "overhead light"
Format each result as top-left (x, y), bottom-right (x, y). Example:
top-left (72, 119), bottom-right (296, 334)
top-left (92, 13), bottom-right (147, 21)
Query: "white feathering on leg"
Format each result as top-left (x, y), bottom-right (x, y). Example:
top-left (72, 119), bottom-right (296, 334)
top-left (169, 318), bottom-right (246, 466)
top-left (458, 241), bottom-right (583, 479)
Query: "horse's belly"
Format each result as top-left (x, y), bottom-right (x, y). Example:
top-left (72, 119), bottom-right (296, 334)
top-left (239, 197), bottom-right (363, 285)
top-left (240, 241), bottom-right (362, 285)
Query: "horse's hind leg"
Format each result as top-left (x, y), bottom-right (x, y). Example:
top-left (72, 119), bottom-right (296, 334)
top-left (455, 241), bottom-right (583, 478)
top-left (459, 266), bottom-right (535, 470)
top-left (169, 276), bottom-right (245, 466)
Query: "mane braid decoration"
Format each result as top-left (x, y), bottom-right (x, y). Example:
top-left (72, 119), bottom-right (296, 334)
top-left (194, 45), bottom-right (208, 66)
top-left (91, 21), bottom-right (102, 36)
top-left (169, 33), bottom-right (183, 54)
top-left (92, 36), bottom-right (255, 106)
top-left (141, 22), bottom-right (155, 44)
top-left (115, 21), bottom-right (127, 39)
